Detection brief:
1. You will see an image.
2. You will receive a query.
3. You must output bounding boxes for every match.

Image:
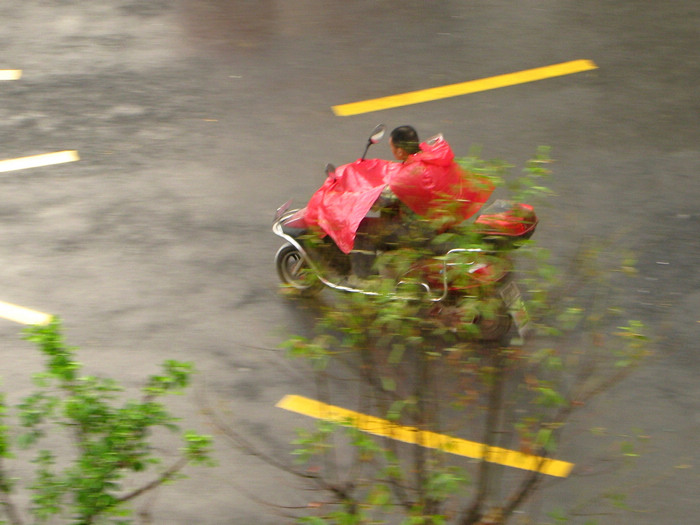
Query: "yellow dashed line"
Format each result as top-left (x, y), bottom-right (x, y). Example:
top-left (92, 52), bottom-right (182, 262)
top-left (0, 70), bottom-right (22, 81)
top-left (0, 151), bottom-right (80, 173)
top-left (0, 301), bottom-right (51, 325)
top-left (0, 71), bottom-right (63, 326)
top-left (277, 395), bottom-right (574, 478)
top-left (333, 59), bottom-right (598, 116)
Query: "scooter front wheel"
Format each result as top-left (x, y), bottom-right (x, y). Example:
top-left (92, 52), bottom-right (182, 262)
top-left (275, 244), bottom-right (324, 296)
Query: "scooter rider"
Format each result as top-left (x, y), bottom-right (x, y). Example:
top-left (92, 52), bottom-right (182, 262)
top-left (353, 125), bottom-right (496, 277)
top-left (351, 126), bottom-right (427, 277)
top-left (305, 125), bottom-right (494, 278)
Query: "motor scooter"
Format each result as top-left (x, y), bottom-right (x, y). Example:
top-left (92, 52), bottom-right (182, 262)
top-left (272, 125), bottom-right (537, 340)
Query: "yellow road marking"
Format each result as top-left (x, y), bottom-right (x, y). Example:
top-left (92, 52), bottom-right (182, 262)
top-left (277, 395), bottom-right (573, 478)
top-left (0, 151), bottom-right (80, 173)
top-left (0, 301), bottom-right (51, 325)
top-left (0, 70), bottom-right (22, 81)
top-left (332, 59), bottom-right (598, 116)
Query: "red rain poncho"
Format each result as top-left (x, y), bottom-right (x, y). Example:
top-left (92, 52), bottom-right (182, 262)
top-left (388, 136), bottom-right (493, 221)
top-left (305, 136), bottom-right (494, 254)
top-left (305, 158), bottom-right (398, 254)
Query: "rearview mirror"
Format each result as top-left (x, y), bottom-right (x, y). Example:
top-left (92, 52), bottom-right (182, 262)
top-left (369, 124), bottom-right (386, 144)
top-left (361, 124), bottom-right (387, 160)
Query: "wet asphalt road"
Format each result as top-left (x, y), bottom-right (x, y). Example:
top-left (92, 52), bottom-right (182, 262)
top-left (1, 1), bottom-right (699, 523)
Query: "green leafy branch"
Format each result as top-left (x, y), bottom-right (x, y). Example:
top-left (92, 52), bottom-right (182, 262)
top-left (0, 317), bottom-right (214, 525)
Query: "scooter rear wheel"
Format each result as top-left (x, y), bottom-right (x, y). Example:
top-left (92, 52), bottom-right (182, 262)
top-left (275, 244), bottom-right (324, 296)
top-left (476, 307), bottom-right (512, 342)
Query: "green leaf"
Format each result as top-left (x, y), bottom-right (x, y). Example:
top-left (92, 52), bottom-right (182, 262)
top-left (298, 517), bottom-right (329, 525)
top-left (380, 376), bottom-right (396, 392)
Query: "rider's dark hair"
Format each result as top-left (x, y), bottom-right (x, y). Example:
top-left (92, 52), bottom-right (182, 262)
top-left (390, 125), bottom-right (421, 154)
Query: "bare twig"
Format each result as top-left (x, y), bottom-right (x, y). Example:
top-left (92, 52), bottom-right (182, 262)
top-left (118, 457), bottom-right (189, 503)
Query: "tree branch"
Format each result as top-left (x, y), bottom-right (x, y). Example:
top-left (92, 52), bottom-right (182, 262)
top-left (117, 457), bottom-right (189, 503)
